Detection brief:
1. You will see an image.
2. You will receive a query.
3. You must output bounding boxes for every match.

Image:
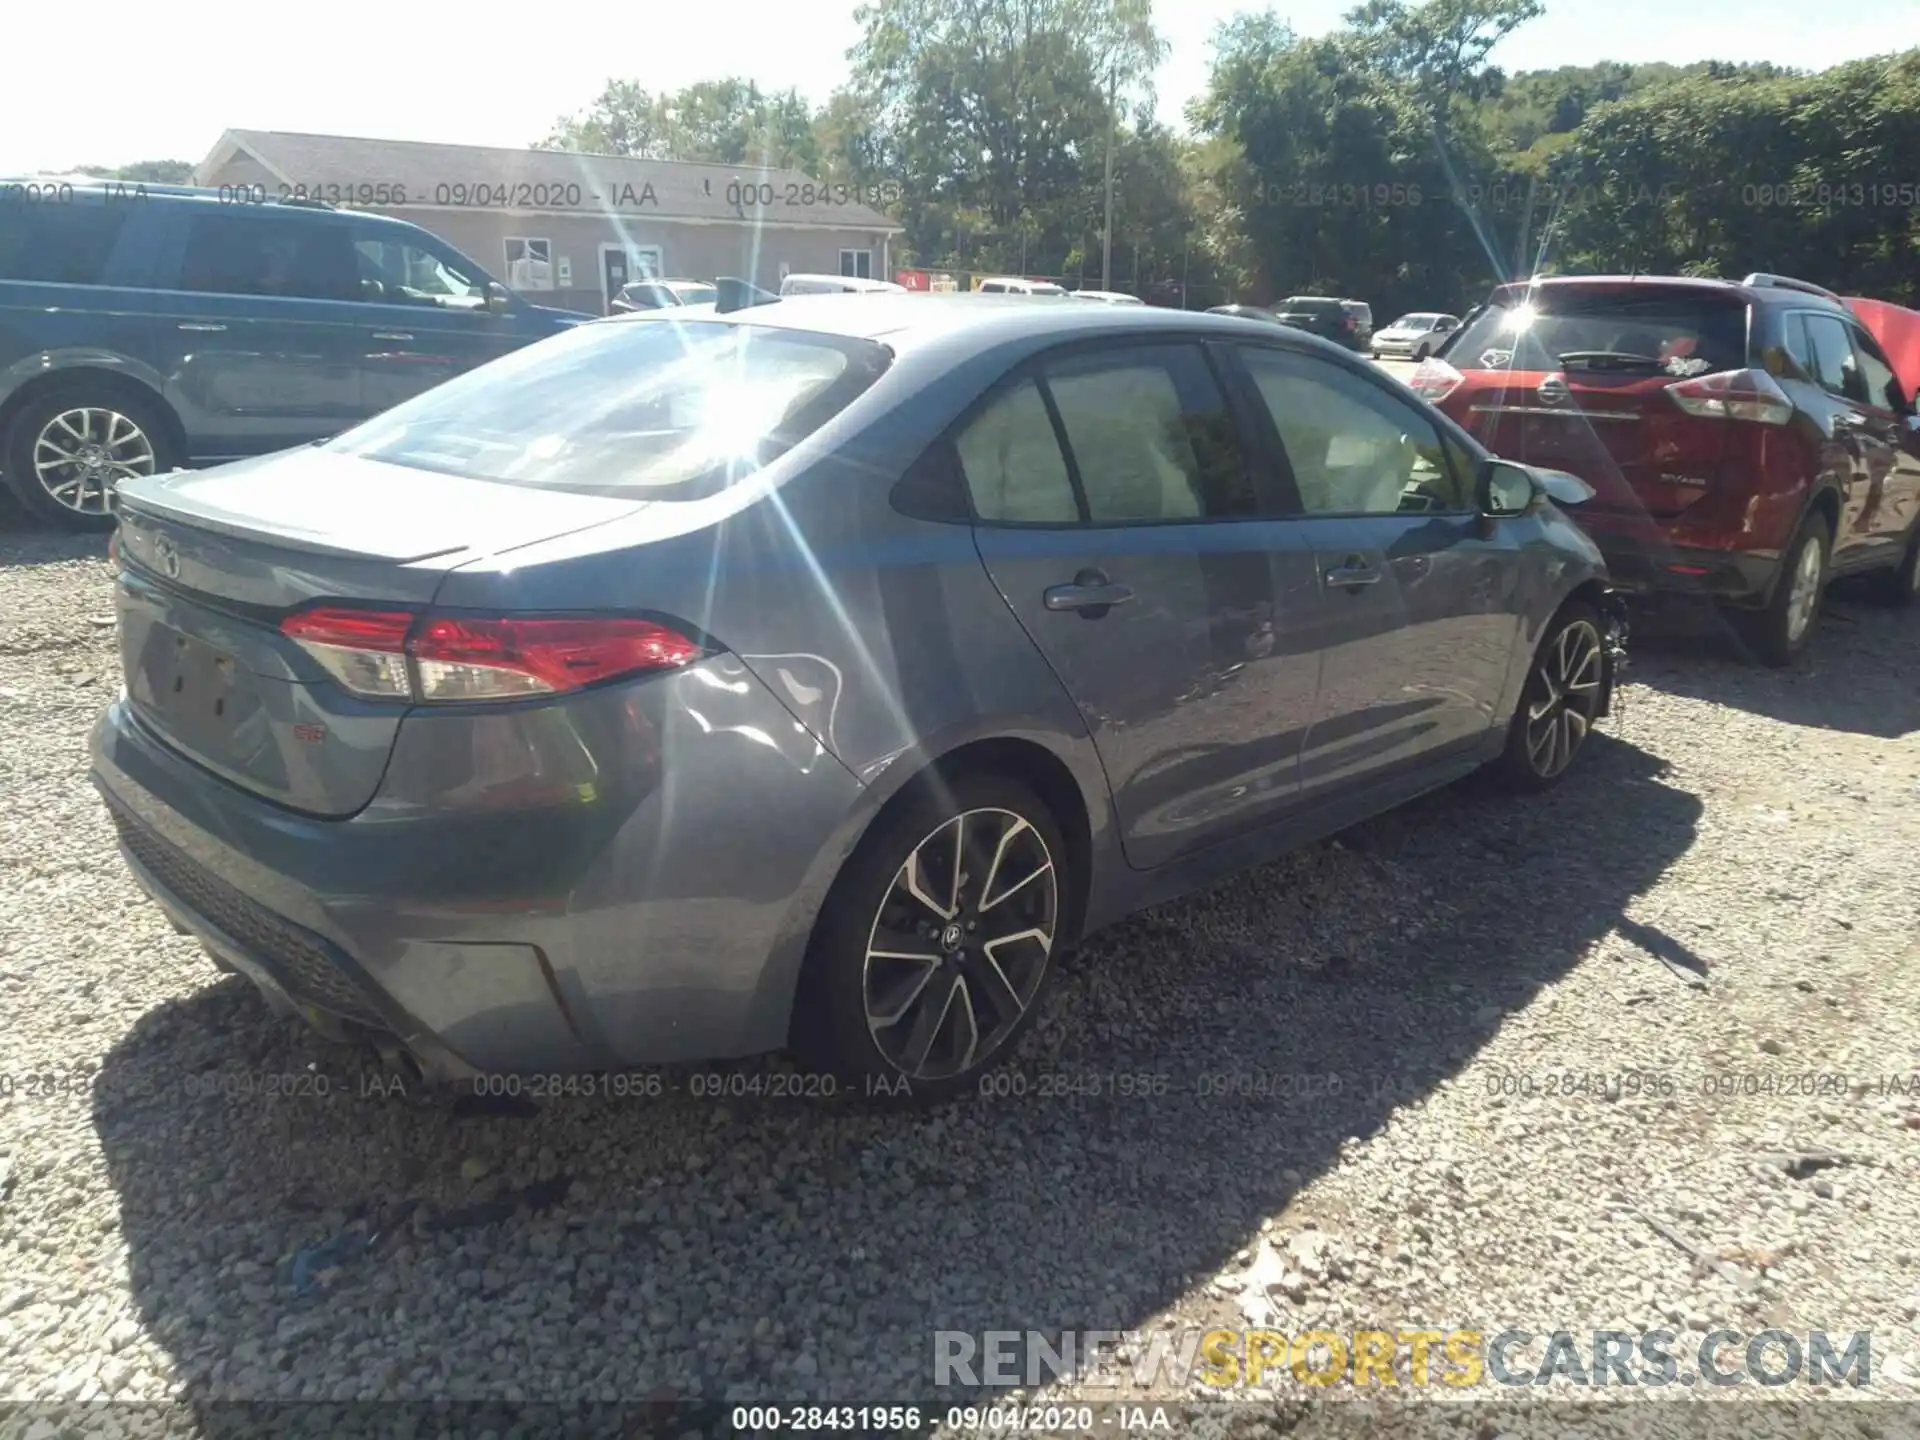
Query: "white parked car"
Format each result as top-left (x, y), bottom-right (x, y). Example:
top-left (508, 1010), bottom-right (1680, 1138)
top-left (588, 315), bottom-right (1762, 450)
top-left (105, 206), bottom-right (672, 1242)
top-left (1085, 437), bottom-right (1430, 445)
top-left (1070, 289), bottom-right (1144, 305)
top-left (610, 279), bottom-right (718, 313)
top-left (779, 274), bottom-right (909, 296)
top-left (1371, 311), bottom-right (1461, 360)
top-left (974, 277), bottom-right (1070, 296)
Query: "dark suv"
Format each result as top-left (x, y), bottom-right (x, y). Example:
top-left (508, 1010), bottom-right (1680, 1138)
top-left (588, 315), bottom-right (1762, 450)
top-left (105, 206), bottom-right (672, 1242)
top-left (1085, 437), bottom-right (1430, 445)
top-left (1272, 296), bottom-right (1371, 352)
top-left (1413, 272), bottom-right (1920, 663)
top-left (0, 179), bottom-right (594, 529)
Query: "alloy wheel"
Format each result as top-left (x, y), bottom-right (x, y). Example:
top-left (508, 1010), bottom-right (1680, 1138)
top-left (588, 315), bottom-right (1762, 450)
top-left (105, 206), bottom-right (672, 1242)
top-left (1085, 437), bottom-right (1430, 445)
top-left (1784, 535), bottom-right (1824, 642)
top-left (32, 407), bottom-right (157, 516)
top-left (1523, 620), bottom-right (1604, 780)
top-left (862, 807), bottom-right (1057, 1081)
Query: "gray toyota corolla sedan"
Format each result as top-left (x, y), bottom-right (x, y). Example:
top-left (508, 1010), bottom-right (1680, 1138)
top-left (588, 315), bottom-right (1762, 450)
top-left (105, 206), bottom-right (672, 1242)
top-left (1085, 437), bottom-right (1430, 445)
top-left (92, 295), bottom-right (1627, 1104)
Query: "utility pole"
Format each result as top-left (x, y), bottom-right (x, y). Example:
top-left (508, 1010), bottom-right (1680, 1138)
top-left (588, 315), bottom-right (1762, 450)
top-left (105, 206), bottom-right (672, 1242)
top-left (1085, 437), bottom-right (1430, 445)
top-left (1514, 172), bottom-right (1538, 282)
top-left (1102, 64), bottom-right (1116, 292)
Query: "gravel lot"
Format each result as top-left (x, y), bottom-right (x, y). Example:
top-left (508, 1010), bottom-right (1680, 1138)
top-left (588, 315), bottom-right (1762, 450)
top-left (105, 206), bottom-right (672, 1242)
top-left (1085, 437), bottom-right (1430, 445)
top-left (2, 495), bottom-right (1918, 1438)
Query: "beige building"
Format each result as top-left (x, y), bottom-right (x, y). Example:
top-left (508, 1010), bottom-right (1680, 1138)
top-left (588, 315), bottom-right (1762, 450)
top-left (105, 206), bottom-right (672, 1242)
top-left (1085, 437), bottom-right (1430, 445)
top-left (193, 130), bottom-right (904, 315)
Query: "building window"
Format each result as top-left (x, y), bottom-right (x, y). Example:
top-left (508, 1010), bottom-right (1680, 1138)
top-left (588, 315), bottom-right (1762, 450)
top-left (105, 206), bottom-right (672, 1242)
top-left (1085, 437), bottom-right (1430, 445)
top-left (839, 249), bottom-right (873, 280)
top-left (505, 237), bottom-right (553, 291)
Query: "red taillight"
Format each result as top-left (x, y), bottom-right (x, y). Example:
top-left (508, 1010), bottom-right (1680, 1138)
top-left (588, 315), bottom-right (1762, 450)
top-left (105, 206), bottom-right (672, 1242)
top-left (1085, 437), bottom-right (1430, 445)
top-left (410, 616), bottom-right (703, 702)
top-left (278, 607), bottom-right (703, 703)
top-left (281, 607), bottom-right (416, 698)
top-left (1665, 367), bottom-right (1793, 425)
top-left (1408, 356), bottom-right (1465, 403)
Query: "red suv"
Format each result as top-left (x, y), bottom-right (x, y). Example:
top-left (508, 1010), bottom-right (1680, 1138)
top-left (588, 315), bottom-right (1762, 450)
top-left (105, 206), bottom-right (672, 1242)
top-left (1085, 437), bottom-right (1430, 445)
top-left (1409, 273), bottom-right (1920, 664)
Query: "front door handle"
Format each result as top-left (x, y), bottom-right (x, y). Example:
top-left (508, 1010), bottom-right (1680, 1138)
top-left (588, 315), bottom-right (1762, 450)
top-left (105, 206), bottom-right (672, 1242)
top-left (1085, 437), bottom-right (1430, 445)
top-left (371, 331), bottom-right (414, 341)
top-left (1044, 575), bottom-right (1136, 613)
top-left (176, 323), bottom-right (227, 332)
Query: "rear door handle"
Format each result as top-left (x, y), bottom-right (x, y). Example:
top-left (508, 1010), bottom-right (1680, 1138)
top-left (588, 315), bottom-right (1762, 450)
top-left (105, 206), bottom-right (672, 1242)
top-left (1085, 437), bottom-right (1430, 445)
top-left (1044, 578), bottom-right (1135, 612)
top-left (371, 331), bottom-right (414, 341)
top-left (176, 323), bottom-right (227, 332)
top-left (1324, 562), bottom-right (1382, 587)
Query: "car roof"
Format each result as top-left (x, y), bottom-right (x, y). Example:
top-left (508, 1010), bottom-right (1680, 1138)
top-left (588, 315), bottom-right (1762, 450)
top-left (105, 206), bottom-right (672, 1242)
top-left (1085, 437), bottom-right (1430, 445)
top-left (1488, 274), bottom-right (1844, 310)
top-left (1, 177), bottom-right (437, 239)
top-left (608, 292), bottom-right (1336, 356)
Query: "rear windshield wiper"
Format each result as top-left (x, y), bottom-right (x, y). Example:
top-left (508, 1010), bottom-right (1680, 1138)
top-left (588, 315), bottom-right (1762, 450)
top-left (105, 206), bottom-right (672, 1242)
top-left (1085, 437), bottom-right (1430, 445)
top-left (1557, 350), bottom-right (1667, 372)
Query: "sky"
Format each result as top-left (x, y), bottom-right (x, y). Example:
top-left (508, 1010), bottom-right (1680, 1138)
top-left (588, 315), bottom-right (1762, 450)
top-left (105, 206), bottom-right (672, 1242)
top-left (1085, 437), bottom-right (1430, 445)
top-left (0, 0), bottom-right (1909, 176)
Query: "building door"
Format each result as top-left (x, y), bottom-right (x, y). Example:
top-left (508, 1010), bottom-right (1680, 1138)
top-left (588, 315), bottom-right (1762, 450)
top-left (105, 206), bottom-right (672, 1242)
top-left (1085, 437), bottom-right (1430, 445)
top-left (600, 245), bottom-right (663, 314)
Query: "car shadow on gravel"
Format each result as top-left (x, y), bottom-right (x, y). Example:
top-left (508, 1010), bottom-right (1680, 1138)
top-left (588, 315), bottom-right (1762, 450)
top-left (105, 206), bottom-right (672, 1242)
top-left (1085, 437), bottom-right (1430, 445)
top-left (88, 728), bottom-right (1701, 1418)
top-left (1623, 592), bottom-right (1920, 739)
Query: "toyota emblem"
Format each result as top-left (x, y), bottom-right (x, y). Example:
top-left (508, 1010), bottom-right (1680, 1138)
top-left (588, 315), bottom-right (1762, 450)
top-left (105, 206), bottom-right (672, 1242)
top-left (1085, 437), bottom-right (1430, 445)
top-left (153, 534), bottom-right (180, 579)
top-left (1538, 374), bottom-right (1571, 404)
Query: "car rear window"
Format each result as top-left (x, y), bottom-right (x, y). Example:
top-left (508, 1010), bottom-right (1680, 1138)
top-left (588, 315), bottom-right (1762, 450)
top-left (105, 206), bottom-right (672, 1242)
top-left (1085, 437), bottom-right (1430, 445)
top-left (0, 198), bottom-right (133, 285)
top-left (324, 320), bottom-right (890, 498)
top-left (1449, 287), bottom-right (1748, 375)
top-left (1283, 298), bottom-right (1344, 316)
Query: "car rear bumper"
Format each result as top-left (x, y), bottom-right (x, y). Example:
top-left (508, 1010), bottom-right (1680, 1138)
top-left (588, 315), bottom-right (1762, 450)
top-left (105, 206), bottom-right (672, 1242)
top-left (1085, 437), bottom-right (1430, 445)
top-left (1580, 515), bottom-right (1779, 605)
top-left (89, 657), bottom-right (866, 1079)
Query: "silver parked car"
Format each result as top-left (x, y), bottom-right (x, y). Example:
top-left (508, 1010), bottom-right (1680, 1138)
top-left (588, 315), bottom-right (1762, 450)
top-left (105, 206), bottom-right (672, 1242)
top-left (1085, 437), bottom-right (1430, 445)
top-left (1372, 311), bottom-right (1461, 361)
top-left (93, 297), bottom-right (1626, 1104)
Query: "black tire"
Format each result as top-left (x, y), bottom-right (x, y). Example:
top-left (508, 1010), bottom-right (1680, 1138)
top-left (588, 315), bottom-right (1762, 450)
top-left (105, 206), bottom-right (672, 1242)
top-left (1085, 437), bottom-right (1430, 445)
top-left (2, 383), bottom-right (180, 531)
top-left (792, 771), bottom-right (1071, 1108)
top-left (1494, 601), bottom-right (1607, 792)
top-left (1868, 522), bottom-right (1920, 608)
top-left (1413, 343), bottom-right (1430, 361)
top-left (1743, 513), bottom-right (1831, 666)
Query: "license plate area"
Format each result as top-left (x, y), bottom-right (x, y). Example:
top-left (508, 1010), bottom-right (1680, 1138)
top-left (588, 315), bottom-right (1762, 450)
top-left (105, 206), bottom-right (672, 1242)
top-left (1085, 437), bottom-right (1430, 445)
top-left (126, 622), bottom-right (265, 755)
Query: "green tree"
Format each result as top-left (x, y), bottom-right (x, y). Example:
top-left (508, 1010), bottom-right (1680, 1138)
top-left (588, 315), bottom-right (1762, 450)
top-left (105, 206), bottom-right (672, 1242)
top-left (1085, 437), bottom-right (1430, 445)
top-left (540, 78), bottom-right (819, 168)
top-left (847, 0), bottom-right (1166, 273)
top-left (539, 80), bottom-right (677, 159)
top-left (74, 160), bottom-right (194, 183)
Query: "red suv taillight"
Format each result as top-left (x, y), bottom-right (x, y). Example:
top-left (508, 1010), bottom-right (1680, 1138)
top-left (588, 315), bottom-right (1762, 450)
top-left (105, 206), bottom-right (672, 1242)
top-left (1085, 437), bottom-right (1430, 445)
top-left (1665, 367), bottom-right (1794, 425)
top-left (1408, 356), bottom-right (1465, 402)
top-left (280, 607), bottom-right (706, 703)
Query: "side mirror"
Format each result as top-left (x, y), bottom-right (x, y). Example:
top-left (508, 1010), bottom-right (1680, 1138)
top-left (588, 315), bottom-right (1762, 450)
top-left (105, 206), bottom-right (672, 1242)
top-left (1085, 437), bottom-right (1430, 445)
top-left (1534, 467), bottom-right (1596, 506)
top-left (484, 281), bottom-right (514, 314)
top-left (1479, 459), bottom-right (1537, 517)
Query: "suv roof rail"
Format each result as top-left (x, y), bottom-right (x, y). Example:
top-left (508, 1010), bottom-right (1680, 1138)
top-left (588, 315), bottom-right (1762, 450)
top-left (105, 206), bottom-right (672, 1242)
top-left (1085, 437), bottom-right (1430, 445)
top-left (1741, 272), bottom-right (1842, 304)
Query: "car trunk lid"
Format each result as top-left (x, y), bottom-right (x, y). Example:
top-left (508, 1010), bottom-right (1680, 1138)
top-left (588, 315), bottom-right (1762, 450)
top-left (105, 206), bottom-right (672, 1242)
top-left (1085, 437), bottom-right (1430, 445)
top-left (111, 451), bottom-right (640, 818)
top-left (1434, 283), bottom-right (1750, 518)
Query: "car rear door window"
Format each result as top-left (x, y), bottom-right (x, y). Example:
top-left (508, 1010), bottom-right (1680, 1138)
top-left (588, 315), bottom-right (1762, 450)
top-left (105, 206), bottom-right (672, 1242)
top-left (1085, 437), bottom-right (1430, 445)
top-left (954, 379), bottom-right (1079, 523)
top-left (1803, 313), bottom-right (1869, 404)
top-left (1041, 345), bottom-right (1258, 521)
top-left (178, 212), bottom-right (362, 302)
top-left (0, 201), bottom-right (132, 285)
top-left (1240, 346), bottom-right (1470, 515)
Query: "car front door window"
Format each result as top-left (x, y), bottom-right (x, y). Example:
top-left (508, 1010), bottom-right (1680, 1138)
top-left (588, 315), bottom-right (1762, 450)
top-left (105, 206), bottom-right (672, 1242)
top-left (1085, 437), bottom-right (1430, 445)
top-left (1804, 313), bottom-right (1868, 405)
top-left (1238, 347), bottom-right (1470, 515)
top-left (354, 237), bottom-right (487, 310)
top-left (1848, 324), bottom-right (1905, 415)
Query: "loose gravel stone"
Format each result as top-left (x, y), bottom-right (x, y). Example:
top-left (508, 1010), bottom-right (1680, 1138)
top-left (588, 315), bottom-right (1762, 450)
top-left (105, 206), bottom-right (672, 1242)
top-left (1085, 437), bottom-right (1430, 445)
top-left (2, 513), bottom-right (1918, 1437)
